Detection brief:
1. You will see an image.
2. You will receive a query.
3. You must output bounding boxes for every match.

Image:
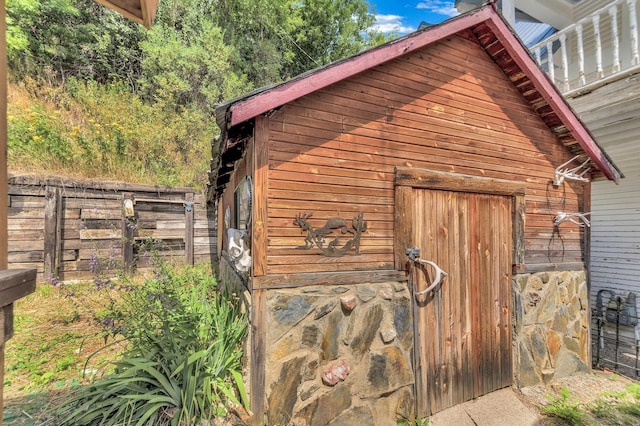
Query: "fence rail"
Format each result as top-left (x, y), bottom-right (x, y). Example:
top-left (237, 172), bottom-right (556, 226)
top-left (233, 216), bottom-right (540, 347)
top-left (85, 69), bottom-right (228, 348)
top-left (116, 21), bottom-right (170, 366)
top-left (592, 291), bottom-right (640, 378)
top-left (7, 174), bottom-right (217, 282)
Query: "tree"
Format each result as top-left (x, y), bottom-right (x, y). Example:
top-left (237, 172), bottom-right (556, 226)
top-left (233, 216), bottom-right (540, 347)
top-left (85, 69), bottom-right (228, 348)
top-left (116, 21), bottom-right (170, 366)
top-left (284, 0), bottom-right (388, 78)
top-left (6, 0), bottom-right (145, 85)
top-left (139, 0), bottom-right (250, 113)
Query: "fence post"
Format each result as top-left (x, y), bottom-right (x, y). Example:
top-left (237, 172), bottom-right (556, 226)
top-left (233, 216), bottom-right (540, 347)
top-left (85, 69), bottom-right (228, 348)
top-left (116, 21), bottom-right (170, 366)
top-left (122, 193), bottom-right (135, 272)
top-left (185, 192), bottom-right (194, 265)
top-left (43, 186), bottom-right (62, 281)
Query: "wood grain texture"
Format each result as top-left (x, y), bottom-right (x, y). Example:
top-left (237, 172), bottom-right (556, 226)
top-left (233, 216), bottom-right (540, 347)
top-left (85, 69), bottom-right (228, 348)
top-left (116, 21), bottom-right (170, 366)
top-left (250, 289), bottom-right (266, 423)
top-left (252, 269), bottom-right (407, 289)
top-left (261, 34), bottom-right (587, 277)
top-left (253, 117), bottom-right (269, 277)
top-left (7, 177), bottom-right (214, 280)
top-left (184, 192), bottom-right (194, 265)
top-left (43, 187), bottom-right (62, 280)
top-left (410, 189), bottom-right (512, 416)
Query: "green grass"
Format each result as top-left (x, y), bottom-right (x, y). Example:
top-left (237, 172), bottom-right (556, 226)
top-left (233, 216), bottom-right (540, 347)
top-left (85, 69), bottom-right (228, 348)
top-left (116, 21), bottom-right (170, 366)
top-left (3, 281), bottom-right (127, 425)
top-left (8, 77), bottom-right (217, 187)
top-left (4, 261), bottom-right (248, 425)
top-left (542, 385), bottom-right (640, 426)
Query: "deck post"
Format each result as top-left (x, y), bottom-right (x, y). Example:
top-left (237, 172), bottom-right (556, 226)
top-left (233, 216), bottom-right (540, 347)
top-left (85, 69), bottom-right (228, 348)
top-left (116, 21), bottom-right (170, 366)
top-left (1, 1), bottom-right (9, 422)
top-left (43, 186), bottom-right (62, 281)
top-left (184, 192), bottom-right (194, 265)
top-left (122, 193), bottom-right (135, 271)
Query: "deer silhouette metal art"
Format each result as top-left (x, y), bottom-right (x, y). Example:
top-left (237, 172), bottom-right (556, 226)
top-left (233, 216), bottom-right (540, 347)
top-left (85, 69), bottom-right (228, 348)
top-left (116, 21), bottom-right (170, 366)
top-left (293, 212), bottom-right (367, 257)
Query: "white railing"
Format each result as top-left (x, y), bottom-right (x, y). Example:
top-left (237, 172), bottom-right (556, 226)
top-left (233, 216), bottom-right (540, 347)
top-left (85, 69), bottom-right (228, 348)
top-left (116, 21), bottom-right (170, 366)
top-left (530, 0), bottom-right (640, 94)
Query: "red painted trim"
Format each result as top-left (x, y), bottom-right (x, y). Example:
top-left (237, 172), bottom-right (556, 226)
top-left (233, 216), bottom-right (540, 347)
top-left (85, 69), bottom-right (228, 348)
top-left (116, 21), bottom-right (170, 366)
top-left (227, 4), bottom-right (619, 183)
top-left (229, 7), bottom-right (495, 127)
top-left (482, 15), bottom-right (620, 182)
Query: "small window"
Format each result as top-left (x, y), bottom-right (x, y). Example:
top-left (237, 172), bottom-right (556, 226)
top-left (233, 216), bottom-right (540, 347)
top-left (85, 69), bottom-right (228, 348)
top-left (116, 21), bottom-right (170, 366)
top-left (234, 177), bottom-right (252, 231)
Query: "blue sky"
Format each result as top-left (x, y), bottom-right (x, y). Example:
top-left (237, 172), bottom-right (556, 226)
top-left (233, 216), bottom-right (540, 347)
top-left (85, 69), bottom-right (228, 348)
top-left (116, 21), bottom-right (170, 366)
top-left (370, 0), bottom-right (459, 35)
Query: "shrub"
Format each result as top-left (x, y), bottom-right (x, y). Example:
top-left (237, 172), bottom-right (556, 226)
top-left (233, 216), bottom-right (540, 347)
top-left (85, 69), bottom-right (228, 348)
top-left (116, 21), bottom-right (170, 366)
top-left (54, 262), bottom-right (248, 425)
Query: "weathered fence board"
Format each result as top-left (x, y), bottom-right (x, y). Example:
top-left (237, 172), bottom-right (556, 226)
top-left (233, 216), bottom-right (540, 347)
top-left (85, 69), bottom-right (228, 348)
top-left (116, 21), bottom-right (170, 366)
top-left (7, 174), bottom-right (217, 281)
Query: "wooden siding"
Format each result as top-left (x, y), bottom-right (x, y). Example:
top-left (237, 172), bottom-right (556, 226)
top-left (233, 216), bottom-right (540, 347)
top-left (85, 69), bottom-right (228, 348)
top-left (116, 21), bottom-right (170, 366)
top-left (7, 175), bottom-right (217, 281)
top-left (263, 34), bottom-right (586, 276)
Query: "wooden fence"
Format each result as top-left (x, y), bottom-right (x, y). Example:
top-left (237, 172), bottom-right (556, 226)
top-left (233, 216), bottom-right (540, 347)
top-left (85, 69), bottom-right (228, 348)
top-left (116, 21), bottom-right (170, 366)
top-left (7, 174), bottom-right (217, 282)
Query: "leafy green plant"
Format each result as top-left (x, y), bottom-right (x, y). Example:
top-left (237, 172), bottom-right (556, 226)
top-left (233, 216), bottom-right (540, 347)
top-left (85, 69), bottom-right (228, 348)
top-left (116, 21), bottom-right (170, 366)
top-left (397, 417), bottom-right (429, 426)
top-left (542, 388), bottom-right (590, 426)
top-left (54, 262), bottom-right (248, 425)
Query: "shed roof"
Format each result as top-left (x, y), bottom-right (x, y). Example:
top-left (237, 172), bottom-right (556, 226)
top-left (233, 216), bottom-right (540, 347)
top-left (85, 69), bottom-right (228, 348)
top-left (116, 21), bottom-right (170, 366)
top-left (212, 3), bottom-right (620, 196)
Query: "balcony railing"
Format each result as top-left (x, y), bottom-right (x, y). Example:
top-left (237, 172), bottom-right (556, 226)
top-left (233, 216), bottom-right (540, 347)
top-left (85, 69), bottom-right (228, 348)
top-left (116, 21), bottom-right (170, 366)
top-left (530, 0), bottom-right (640, 95)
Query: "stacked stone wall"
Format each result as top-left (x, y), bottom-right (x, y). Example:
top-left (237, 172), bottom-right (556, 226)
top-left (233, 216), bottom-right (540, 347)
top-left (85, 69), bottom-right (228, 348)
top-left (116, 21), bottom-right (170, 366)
top-left (513, 270), bottom-right (591, 387)
top-left (263, 281), bottom-right (414, 425)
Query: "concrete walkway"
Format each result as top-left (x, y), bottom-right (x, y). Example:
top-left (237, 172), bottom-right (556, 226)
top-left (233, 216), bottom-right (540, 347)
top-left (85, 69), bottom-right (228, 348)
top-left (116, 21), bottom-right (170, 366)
top-left (429, 388), bottom-right (541, 426)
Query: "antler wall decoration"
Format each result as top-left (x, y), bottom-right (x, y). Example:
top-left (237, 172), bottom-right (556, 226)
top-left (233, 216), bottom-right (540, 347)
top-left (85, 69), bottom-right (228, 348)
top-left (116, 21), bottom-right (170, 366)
top-left (293, 212), bottom-right (367, 257)
top-left (553, 211), bottom-right (591, 228)
top-left (553, 155), bottom-right (592, 187)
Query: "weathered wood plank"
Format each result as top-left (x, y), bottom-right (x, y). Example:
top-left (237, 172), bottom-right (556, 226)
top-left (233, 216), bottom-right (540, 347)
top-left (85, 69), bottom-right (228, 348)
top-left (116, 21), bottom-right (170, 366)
top-left (267, 238), bottom-right (392, 249)
top-left (8, 173), bottom-right (195, 194)
top-left (251, 289), bottom-right (267, 424)
top-left (185, 192), bottom-right (194, 265)
top-left (513, 193), bottom-right (526, 275)
top-left (43, 186), bottom-right (62, 281)
top-left (7, 207), bottom-right (44, 219)
top-left (0, 269), bottom-right (37, 307)
top-left (469, 194), bottom-right (482, 399)
top-left (500, 197), bottom-right (513, 387)
top-left (395, 167), bottom-right (525, 196)
top-left (7, 196), bottom-right (45, 208)
top-left (7, 218), bottom-right (44, 230)
top-left (267, 261), bottom-right (394, 275)
top-left (253, 116), bottom-right (269, 278)
top-left (269, 205), bottom-right (393, 219)
top-left (80, 229), bottom-right (123, 240)
top-left (267, 252), bottom-right (392, 265)
top-left (252, 270), bottom-right (407, 289)
top-left (394, 186), bottom-right (412, 272)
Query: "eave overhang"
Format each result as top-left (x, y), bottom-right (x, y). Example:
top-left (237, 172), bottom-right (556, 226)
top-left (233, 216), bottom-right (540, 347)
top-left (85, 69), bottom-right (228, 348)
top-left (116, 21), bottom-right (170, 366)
top-left (212, 3), bottom-right (621, 198)
top-left (94, 0), bottom-right (158, 28)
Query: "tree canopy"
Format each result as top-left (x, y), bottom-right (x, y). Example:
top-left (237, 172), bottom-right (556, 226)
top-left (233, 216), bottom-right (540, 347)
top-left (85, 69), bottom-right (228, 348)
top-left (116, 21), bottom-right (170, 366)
top-left (7, 0), bottom-right (388, 100)
top-left (5, 0), bottom-right (390, 186)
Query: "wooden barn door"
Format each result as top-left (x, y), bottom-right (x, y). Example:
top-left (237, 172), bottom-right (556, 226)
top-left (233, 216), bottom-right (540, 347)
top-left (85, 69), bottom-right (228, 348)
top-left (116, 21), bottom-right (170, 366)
top-left (403, 188), bottom-right (513, 417)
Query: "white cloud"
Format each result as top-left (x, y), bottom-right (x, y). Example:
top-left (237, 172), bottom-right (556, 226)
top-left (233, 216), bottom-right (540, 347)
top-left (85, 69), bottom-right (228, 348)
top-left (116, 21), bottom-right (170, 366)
top-left (373, 14), bottom-right (416, 34)
top-left (416, 1), bottom-right (459, 18)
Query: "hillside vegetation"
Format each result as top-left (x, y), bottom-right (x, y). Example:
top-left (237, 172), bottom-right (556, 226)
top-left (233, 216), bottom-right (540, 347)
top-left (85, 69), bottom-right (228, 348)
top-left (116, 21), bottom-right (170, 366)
top-left (6, 0), bottom-right (389, 187)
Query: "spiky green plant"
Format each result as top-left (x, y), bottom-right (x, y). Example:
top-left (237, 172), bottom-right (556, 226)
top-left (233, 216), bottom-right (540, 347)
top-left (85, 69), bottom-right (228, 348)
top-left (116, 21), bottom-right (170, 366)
top-left (54, 262), bottom-right (248, 425)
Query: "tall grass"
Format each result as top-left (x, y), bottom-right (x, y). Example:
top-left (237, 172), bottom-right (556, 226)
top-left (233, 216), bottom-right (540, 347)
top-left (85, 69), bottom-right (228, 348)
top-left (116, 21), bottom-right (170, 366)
top-left (54, 262), bottom-right (248, 425)
top-left (7, 77), bottom-right (218, 187)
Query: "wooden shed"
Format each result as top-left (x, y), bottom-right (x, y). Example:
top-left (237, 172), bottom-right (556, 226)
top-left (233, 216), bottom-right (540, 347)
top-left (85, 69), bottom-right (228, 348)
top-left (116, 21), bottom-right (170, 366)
top-left (209, 4), bottom-right (620, 424)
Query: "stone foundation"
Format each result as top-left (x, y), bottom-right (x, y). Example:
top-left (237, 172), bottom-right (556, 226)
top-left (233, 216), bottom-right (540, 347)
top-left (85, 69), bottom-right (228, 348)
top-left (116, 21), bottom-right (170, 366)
top-left (263, 282), bottom-right (414, 425)
top-left (513, 270), bottom-right (591, 387)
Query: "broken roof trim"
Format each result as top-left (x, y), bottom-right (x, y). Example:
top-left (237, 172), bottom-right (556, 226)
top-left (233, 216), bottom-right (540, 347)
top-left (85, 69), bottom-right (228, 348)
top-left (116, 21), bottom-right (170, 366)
top-left (94, 0), bottom-right (158, 28)
top-left (480, 13), bottom-right (620, 183)
top-left (215, 4), bottom-right (620, 183)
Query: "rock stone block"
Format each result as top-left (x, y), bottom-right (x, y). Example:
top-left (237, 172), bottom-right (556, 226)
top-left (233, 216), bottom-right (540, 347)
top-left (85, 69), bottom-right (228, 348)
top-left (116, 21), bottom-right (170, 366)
top-left (350, 304), bottom-right (383, 357)
top-left (297, 383), bottom-right (352, 426)
top-left (327, 405), bottom-right (374, 425)
top-left (362, 346), bottom-right (413, 398)
top-left (321, 310), bottom-right (343, 361)
top-left (267, 356), bottom-right (306, 426)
